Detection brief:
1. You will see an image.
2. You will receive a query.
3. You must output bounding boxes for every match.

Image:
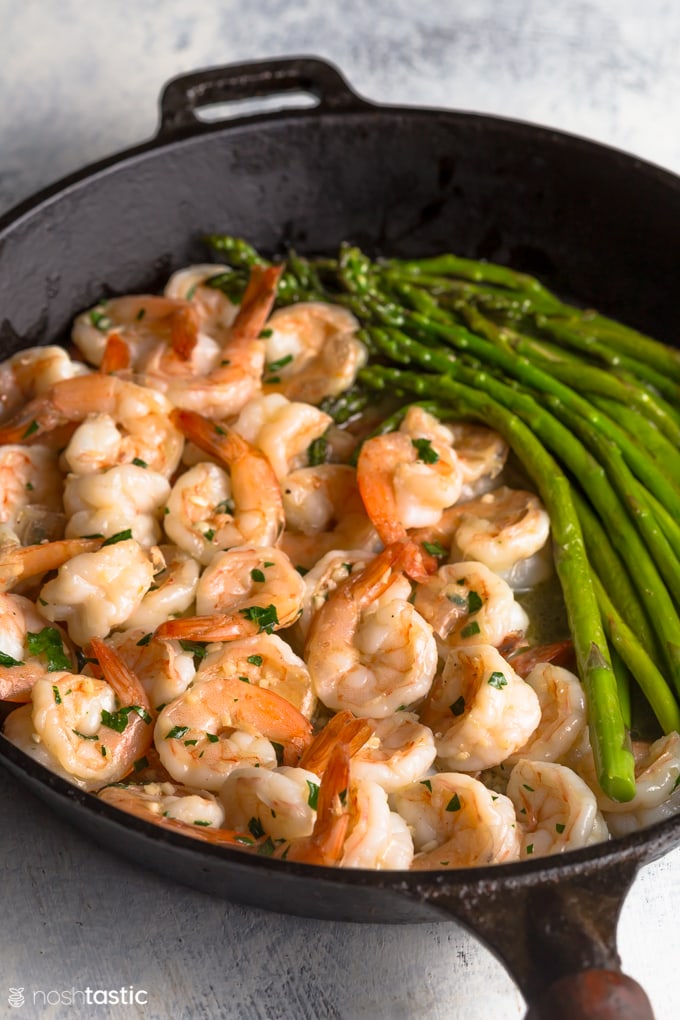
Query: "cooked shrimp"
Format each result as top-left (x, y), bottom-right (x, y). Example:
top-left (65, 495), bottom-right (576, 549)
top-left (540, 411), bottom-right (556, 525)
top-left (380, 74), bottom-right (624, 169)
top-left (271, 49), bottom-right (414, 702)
top-left (350, 712), bottom-right (436, 793)
top-left (505, 662), bottom-right (587, 764)
top-left (0, 536), bottom-right (104, 593)
top-left (280, 744), bottom-right (414, 868)
top-left (449, 486), bottom-right (551, 581)
top-left (154, 676), bottom-right (312, 791)
top-left (155, 545), bottom-right (304, 643)
top-left (167, 408), bottom-right (284, 557)
top-left (305, 544), bottom-right (438, 718)
top-left (420, 643), bottom-right (541, 771)
top-left (296, 549), bottom-right (373, 640)
top-left (392, 772), bottom-right (521, 868)
top-left (506, 759), bottom-right (609, 858)
top-left (38, 538), bottom-right (155, 645)
top-left (63, 464), bottom-right (170, 547)
top-left (594, 732), bottom-right (680, 837)
top-left (233, 393), bottom-right (332, 481)
top-left (357, 427), bottom-right (462, 540)
top-left (100, 780), bottom-right (226, 828)
top-left (122, 544), bottom-right (199, 634)
top-left (196, 633), bottom-right (315, 719)
top-left (219, 764), bottom-right (322, 842)
top-left (163, 264), bottom-right (240, 332)
top-left (412, 561), bottom-right (529, 655)
top-left (139, 265), bottom-right (282, 418)
top-left (298, 710), bottom-right (375, 775)
top-left (0, 445), bottom-right (63, 531)
top-left (448, 422), bottom-right (509, 499)
top-left (0, 346), bottom-right (89, 422)
top-left (103, 629), bottom-right (196, 710)
top-left (282, 465), bottom-right (364, 536)
top-left (26, 637), bottom-right (153, 790)
top-left (0, 593), bottom-right (73, 702)
top-left (263, 301), bottom-right (367, 404)
top-left (0, 375), bottom-right (184, 479)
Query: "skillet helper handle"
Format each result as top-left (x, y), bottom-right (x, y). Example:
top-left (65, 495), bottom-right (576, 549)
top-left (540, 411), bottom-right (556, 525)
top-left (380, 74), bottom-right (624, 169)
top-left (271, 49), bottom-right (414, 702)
top-left (525, 969), bottom-right (655, 1020)
top-left (158, 56), bottom-right (369, 137)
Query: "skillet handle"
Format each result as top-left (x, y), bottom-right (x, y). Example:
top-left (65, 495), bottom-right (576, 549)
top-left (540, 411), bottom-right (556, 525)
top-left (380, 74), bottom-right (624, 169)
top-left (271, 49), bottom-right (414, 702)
top-left (157, 56), bottom-right (370, 138)
top-left (524, 970), bottom-right (654, 1020)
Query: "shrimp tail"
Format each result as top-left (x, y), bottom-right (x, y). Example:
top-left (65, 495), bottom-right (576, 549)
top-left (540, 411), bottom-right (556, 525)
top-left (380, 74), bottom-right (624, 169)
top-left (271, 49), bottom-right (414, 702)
top-left (170, 305), bottom-right (200, 360)
top-left (228, 264), bottom-right (284, 343)
top-left (90, 637), bottom-right (152, 713)
top-left (100, 333), bottom-right (131, 373)
top-left (154, 613), bottom-right (257, 643)
top-left (0, 537), bottom-right (104, 593)
top-left (279, 743), bottom-right (351, 866)
top-left (299, 710), bottom-right (374, 775)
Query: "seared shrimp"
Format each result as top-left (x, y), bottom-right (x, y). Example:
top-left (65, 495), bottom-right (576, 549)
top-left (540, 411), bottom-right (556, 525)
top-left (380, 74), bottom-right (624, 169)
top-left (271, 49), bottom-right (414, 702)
top-left (233, 393), bottom-right (332, 481)
top-left (448, 422), bottom-right (509, 499)
top-left (505, 662), bottom-right (587, 764)
top-left (263, 301), bottom-right (367, 404)
top-left (196, 633), bottom-right (315, 719)
top-left (296, 549), bottom-right (373, 640)
top-left (0, 375), bottom-right (184, 479)
top-left (163, 264), bottom-right (240, 331)
top-left (104, 628), bottom-right (196, 710)
top-left (63, 464), bottom-right (170, 547)
top-left (507, 759), bottom-right (609, 858)
top-left (0, 536), bottom-right (104, 594)
top-left (0, 445), bottom-right (63, 533)
top-left (219, 765), bottom-right (322, 842)
top-left (392, 772), bottom-right (521, 868)
top-left (305, 544), bottom-right (438, 718)
top-left (0, 345), bottom-right (89, 423)
top-left (413, 561), bottom-right (529, 655)
top-left (25, 638), bottom-right (153, 790)
top-left (351, 712), bottom-right (437, 793)
top-left (154, 676), bottom-right (312, 791)
top-left (449, 487), bottom-right (551, 584)
top-left (167, 408), bottom-right (284, 557)
top-left (123, 545), bottom-right (200, 633)
top-left (38, 539), bottom-right (155, 645)
top-left (594, 732), bottom-right (680, 837)
top-left (420, 644), bottom-right (541, 771)
top-left (100, 780), bottom-right (226, 828)
top-left (156, 545), bottom-right (304, 643)
top-left (0, 593), bottom-right (73, 702)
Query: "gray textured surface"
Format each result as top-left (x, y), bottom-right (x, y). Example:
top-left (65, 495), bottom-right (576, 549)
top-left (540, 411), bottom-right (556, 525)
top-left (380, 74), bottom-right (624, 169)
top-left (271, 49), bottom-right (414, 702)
top-left (2, 2), bottom-right (680, 1018)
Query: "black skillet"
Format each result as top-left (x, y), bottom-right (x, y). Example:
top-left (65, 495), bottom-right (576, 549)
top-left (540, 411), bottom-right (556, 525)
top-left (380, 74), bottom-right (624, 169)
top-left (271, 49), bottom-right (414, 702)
top-left (1, 56), bottom-right (679, 1019)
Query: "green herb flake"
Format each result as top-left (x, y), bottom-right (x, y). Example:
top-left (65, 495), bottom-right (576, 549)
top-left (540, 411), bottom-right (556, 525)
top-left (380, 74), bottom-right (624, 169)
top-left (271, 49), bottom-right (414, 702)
top-left (133, 756), bottom-right (149, 772)
top-left (184, 739), bottom-right (198, 747)
top-left (240, 604), bottom-right (279, 634)
top-left (238, 675), bottom-right (250, 684)
top-left (220, 359), bottom-right (231, 367)
top-left (306, 780), bottom-right (320, 809)
top-left (259, 328), bottom-right (274, 339)
top-left (263, 561), bottom-right (275, 568)
top-left (214, 424), bottom-right (227, 436)
top-left (136, 308), bottom-right (146, 321)
top-left (206, 733), bottom-right (219, 743)
top-left (423, 541), bottom-right (447, 559)
top-left (257, 836), bottom-right (276, 857)
top-left (264, 375), bottom-right (281, 384)
top-left (526, 843), bottom-right (535, 855)
top-left (420, 779), bottom-right (432, 792)
top-left (179, 640), bottom-right (208, 660)
top-left (248, 817), bottom-right (265, 839)
top-left (52, 685), bottom-right (62, 704)
top-left (102, 528), bottom-right (133, 547)
top-left (22, 420), bottom-right (40, 439)
top-left (450, 696), bottom-right (466, 716)
top-left (555, 823), bottom-right (566, 834)
top-left (467, 590), bottom-right (483, 614)
top-left (101, 745), bottom-right (108, 757)
top-left (673, 774), bottom-right (680, 791)
top-left (136, 633), bottom-right (152, 647)
top-left (25, 481), bottom-right (34, 491)
top-left (72, 729), bottom-right (99, 741)
top-left (247, 654), bottom-right (263, 667)
top-left (132, 457), bottom-right (148, 469)
top-left (193, 819), bottom-right (211, 826)
top-left (101, 705), bottom-right (152, 733)
top-left (89, 309), bottom-right (112, 331)
top-left (523, 783), bottom-right (535, 792)
top-left (411, 437), bottom-right (440, 464)
top-left (488, 671), bottom-right (508, 690)
top-left (267, 353), bottom-right (293, 372)
top-left (295, 564), bottom-right (309, 576)
top-left (446, 793), bottom-right (462, 812)
top-left (250, 568), bottom-right (266, 583)
top-left (0, 650), bottom-right (24, 667)
top-left (27, 627), bottom-right (71, 671)
top-left (166, 725), bottom-right (191, 740)
top-left (460, 620), bottom-right (481, 638)
top-left (213, 498), bottom-right (234, 515)
top-left (203, 529), bottom-right (215, 542)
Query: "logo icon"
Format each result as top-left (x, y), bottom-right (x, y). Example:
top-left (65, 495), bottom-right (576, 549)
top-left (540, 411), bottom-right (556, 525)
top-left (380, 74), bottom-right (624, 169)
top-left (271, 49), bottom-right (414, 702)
top-left (8, 988), bottom-right (25, 1008)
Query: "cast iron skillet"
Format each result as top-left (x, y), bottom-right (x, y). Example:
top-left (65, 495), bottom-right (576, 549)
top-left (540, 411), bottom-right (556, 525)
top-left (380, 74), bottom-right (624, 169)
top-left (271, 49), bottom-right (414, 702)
top-left (1, 56), bottom-right (679, 1019)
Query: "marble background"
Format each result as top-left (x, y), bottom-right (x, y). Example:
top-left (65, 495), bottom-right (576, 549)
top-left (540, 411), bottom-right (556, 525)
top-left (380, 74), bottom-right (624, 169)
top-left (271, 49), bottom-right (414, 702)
top-left (1, 2), bottom-right (680, 1018)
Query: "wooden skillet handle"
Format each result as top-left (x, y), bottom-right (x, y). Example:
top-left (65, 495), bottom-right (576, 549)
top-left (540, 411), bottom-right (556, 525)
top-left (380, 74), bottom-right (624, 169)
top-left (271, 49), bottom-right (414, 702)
top-left (525, 969), bottom-right (655, 1020)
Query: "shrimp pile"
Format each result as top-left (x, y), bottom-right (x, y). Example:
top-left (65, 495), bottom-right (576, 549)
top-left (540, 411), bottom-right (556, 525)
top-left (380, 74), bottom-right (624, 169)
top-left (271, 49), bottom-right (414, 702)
top-left (2, 259), bottom-right (678, 873)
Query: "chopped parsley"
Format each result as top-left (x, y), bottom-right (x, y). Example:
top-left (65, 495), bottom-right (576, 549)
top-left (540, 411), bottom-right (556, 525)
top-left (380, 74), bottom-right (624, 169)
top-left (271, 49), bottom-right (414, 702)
top-left (52, 685), bottom-right (62, 704)
top-left (271, 741), bottom-right (284, 766)
top-left (72, 729), bottom-right (99, 741)
top-left (136, 633), bottom-right (152, 647)
top-left (22, 420), bottom-right (40, 439)
top-left (247, 654), bottom-right (263, 667)
top-left (423, 541), bottom-right (447, 559)
top-left (460, 620), bottom-right (481, 638)
top-left (446, 592), bottom-right (467, 607)
top-left (259, 328), bottom-right (273, 339)
top-left (89, 309), bottom-right (112, 331)
top-left (240, 604), bottom-right (279, 634)
top-left (266, 353), bottom-right (293, 372)
top-left (133, 756), bottom-right (149, 772)
top-left (467, 590), bottom-right (483, 614)
top-left (179, 640), bottom-right (208, 661)
top-left (214, 498), bottom-right (234, 515)
top-left (102, 528), bottom-right (133, 547)
top-left (206, 733), bottom-right (219, 743)
top-left (165, 725), bottom-right (191, 740)
top-left (488, 671), bottom-right (508, 690)
top-left (27, 627), bottom-right (71, 671)
top-left (257, 837), bottom-right (276, 857)
top-left (526, 843), bottom-right (534, 855)
top-left (306, 780), bottom-right (320, 809)
top-left (248, 817), bottom-right (265, 839)
top-left (203, 528), bottom-right (215, 542)
top-left (411, 437), bottom-right (440, 463)
top-left (250, 568), bottom-right (266, 583)
top-left (132, 457), bottom-right (148, 468)
top-left (0, 650), bottom-right (24, 667)
top-left (420, 779), bottom-right (432, 792)
top-left (193, 819), bottom-right (211, 827)
top-left (101, 705), bottom-right (152, 733)
top-left (446, 793), bottom-right (462, 812)
top-left (555, 823), bottom-right (566, 834)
